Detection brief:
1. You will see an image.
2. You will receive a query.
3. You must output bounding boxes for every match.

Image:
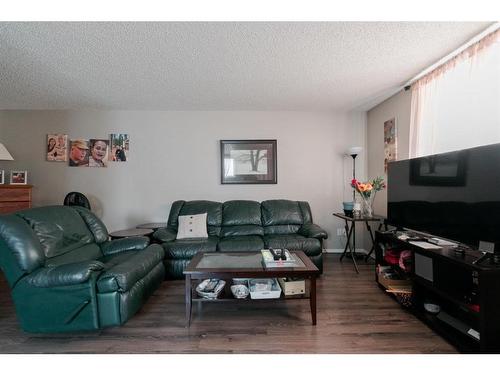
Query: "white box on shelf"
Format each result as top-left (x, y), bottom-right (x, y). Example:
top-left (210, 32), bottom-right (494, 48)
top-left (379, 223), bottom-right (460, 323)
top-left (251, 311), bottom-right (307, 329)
top-left (278, 278), bottom-right (305, 296)
top-left (249, 278), bottom-right (282, 299)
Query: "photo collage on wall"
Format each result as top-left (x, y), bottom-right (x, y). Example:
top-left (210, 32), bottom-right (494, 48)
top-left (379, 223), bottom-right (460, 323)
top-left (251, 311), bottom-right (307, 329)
top-left (383, 118), bottom-right (397, 173)
top-left (47, 134), bottom-right (129, 168)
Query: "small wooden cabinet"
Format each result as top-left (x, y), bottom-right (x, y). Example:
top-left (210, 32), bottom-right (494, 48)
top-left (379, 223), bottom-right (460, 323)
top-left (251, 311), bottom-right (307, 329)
top-left (0, 184), bottom-right (33, 214)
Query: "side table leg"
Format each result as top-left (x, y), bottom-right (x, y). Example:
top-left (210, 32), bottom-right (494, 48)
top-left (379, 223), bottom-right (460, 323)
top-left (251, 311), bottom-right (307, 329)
top-left (185, 275), bottom-right (192, 327)
top-left (340, 220), bottom-right (353, 262)
top-left (350, 223), bottom-right (359, 274)
top-left (364, 221), bottom-right (377, 262)
top-left (310, 277), bottom-right (317, 325)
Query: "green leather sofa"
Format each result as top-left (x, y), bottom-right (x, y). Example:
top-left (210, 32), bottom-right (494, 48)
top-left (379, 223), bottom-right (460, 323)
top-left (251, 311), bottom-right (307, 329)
top-left (0, 205), bottom-right (165, 333)
top-left (154, 199), bottom-right (327, 278)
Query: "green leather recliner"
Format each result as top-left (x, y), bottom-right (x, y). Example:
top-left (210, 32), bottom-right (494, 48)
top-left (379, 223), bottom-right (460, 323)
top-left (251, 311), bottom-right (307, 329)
top-left (0, 205), bottom-right (165, 333)
top-left (154, 199), bottom-right (327, 279)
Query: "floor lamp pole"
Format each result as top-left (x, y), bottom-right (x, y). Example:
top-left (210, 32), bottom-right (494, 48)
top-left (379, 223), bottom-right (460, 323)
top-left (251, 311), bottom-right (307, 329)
top-left (351, 154), bottom-right (357, 202)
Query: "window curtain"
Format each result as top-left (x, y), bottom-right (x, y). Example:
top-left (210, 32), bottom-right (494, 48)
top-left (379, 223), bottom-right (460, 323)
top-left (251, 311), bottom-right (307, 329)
top-left (409, 28), bottom-right (500, 157)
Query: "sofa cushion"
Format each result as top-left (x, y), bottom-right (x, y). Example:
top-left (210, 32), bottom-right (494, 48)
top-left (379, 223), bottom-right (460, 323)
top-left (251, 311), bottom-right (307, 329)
top-left (298, 201), bottom-right (313, 224)
top-left (153, 227), bottom-right (177, 242)
top-left (222, 200), bottom-right (262, 226)
top-left (17, 206), bottom-right (94, 258)
top-left (101, 237), bottom-right (150, 256)
top-left (99, 250), bottom-right (136, 268)
top-left (217, 235), bottom-right (264, 252)
top-left (263, 224), bottom-right (301, 235)
top-left (220, 225), bottom-right (264, 237)
top-left (177, 213), bottom-right (208, 239)
top-left (261, 200), bottom-right (304, 226)
top-left (167, 200), bottom-right (185, 228)
top-left (178, 200), bottom-right (222, 227)
top-left (162, 236), bottom-right (218, 259)
top-left (264, 234), bottom-right (322, 257)
top-left (298, 223), bottom-right (328, 240)
top-left (26, 260), bottom-right (105, 288)
top-left (73, 207), bottom-right (109, 244)
top-left (45, 243), bottom-right (103, 267)
top-left (97, 244), bottom-right (164, 293)
top-left (0, 214), bottom-right (45, 274)
top-left (177, 201), bottom-right (222, 237)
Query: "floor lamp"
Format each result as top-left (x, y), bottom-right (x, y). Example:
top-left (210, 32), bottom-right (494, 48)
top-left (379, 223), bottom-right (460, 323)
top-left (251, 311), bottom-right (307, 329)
top-left (0, 143), bottom-right (14, 161)
top-left (348, 146), bottom-right (362, 201)
top-left (0, 142), bottom-right (14, 184)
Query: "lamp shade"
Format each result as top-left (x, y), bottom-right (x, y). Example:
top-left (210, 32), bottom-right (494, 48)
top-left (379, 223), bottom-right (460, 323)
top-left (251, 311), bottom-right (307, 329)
top-left (0, 143), bottom-right (14, 160)
top-left (348, 146), bottom-right (363, 156)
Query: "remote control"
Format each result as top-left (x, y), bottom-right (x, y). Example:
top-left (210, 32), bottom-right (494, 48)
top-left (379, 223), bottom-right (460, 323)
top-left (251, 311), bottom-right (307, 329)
top-left (269, 248), bottom-right (281, 261)
top-left (281, 249), bottom-right (287, 260)
top-left (204, 279), bottom-right (218, 292)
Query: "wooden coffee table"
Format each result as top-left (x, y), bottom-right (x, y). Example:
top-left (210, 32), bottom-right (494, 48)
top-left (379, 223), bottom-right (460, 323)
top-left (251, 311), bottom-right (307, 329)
top-left (183, 251), bottom-right (320, 327)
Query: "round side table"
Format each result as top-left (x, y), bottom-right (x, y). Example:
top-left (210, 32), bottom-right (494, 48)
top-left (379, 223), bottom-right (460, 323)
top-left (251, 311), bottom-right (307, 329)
top-left (109, 228), bottom-right (153, 240)
top-left (136, 222), bottom-right (167, 229)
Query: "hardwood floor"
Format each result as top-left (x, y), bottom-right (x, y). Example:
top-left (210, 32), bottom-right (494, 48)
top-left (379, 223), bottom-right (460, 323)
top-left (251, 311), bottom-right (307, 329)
top-left (0, 254), bottom-right (457, 353)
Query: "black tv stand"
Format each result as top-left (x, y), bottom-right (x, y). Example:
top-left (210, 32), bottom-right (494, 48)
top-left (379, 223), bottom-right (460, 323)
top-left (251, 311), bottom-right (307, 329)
top-left (473, 252), bottom-right (500, 266)
top-left (375, 230), bottom-right (500, 353)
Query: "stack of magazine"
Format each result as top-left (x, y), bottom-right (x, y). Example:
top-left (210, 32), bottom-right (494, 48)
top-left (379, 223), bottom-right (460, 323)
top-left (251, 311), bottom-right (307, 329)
top-left (261, 249), bottom-right (299, 268)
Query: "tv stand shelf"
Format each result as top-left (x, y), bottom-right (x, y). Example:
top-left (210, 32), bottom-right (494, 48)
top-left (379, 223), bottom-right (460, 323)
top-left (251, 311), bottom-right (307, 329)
top-left (375, 230), bottom-right (500, 353)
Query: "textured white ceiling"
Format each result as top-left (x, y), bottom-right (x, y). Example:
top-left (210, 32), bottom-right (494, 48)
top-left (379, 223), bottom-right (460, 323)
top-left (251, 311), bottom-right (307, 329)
top-left (0, 22), bottom-right (490, 111)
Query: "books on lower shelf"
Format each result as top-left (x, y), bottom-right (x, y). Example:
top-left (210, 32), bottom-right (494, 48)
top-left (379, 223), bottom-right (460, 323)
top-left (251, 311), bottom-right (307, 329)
top-left (377, 264), bottom-right (411, 290)
top-left (261, 249), bottom-right (300, 268)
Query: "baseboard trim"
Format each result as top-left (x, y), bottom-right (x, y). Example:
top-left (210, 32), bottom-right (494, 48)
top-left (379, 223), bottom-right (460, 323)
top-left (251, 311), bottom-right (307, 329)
top-left (324, 248), bottom-right (367, 254)
top-left (323, 248), bottom-right (375, 259)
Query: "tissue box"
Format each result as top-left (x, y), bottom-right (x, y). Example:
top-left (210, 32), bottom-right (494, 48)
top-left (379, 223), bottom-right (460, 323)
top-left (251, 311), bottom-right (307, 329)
top-left (249, 278), bottom-right (282, 299)
top-left (278, 277), bottom-right (306, 296)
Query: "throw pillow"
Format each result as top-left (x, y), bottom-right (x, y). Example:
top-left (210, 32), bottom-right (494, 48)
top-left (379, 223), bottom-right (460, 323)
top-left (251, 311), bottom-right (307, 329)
top-left (176, 213), bottom-right (208, 239)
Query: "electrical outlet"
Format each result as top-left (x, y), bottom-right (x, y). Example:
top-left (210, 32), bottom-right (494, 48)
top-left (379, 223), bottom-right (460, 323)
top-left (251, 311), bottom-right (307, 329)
top-left (337, 228), bottom-right (346, 236)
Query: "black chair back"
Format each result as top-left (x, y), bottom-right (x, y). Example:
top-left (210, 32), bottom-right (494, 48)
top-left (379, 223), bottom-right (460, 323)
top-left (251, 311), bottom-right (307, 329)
top-left (63, 192), bottom-right (91, 210)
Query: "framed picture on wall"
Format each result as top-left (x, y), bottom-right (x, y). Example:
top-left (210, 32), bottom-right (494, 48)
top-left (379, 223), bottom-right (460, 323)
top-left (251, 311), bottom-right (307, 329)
top-left (69, 139), bottom-right (90, 167)
top-left (220, 140), bottom-right (277, 184)
top-left (47, 134), bottom-right (68, 162)
top-left (0, 170), bottom-right (4, 184)
top-left (89, 139), bottom-right (109, 167)
top-left (109, 134), bottom-right (129, 162)
top-left (10, 170), bottom-right (28, 185)
top-left (384, 118), bottom-right (397, 173)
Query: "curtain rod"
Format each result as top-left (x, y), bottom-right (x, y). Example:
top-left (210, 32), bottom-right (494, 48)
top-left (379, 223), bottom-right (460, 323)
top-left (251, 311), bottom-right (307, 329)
top-left (403, 22), bottom-right (499, 90)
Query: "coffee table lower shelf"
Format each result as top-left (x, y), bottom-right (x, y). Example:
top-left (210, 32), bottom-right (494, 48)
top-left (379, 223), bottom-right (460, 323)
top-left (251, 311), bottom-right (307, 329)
top-left (191, 286), bottom-right (311, 303)
top-left (185, 274), bottom-right (317, 327)
top-left (183, 251), bottom-right (320, 327)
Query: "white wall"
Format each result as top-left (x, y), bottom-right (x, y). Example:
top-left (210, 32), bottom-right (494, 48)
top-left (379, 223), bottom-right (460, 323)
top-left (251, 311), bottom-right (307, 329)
top-left (366, 90), bottom-right (411, 217)
top-left (0, 110), bottom-right (365, 250)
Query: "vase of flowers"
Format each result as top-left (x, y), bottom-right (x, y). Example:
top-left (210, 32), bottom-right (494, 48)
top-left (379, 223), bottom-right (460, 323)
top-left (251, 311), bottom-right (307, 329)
top-left (351, 176), bottom-right (386, 217)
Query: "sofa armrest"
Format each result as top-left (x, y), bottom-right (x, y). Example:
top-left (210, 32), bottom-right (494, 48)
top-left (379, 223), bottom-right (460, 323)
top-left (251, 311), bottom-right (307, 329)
top-left (153, 227), bottom-right (177, 243)
top-left (101, 236), bottom-right (150, 256)
top-left (298, 223), bottom-right (328, 240)
top-left (26, 260), bottom-right (105, 288)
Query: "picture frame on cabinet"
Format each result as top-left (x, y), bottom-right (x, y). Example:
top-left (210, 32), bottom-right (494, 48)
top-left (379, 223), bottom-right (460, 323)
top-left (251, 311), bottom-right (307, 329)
top-left (10, 170), bottom-right (28, 185)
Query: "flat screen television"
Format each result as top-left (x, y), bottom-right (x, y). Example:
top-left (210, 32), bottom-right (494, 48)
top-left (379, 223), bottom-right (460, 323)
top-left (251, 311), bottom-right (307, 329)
top-left (387, 143), bottom-right (500, 249)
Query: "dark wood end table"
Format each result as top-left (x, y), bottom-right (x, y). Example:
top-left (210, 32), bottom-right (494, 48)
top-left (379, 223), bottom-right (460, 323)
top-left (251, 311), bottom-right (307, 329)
top-left (333, 213), bottom-right (386, 273)
top-left (136, 222), bottom-right (167, 229)
top-left (109, 228), bottom-right (153, 239)
top-left (183, 251), bottom-right (320, 327)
